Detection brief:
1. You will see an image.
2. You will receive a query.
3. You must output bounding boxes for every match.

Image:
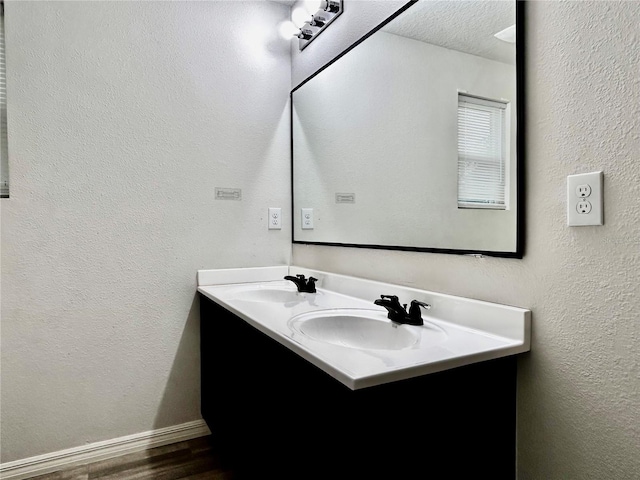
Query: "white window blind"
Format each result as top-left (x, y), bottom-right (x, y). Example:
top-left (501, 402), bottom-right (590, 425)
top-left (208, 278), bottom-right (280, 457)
top-left (0, 2), bottom-right (7, 198)
top-left (457, 94), bottom-right (507, 209)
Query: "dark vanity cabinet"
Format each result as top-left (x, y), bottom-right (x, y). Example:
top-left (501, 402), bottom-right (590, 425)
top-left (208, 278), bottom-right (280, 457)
top-left (200, 294), bottom-right (518, 479)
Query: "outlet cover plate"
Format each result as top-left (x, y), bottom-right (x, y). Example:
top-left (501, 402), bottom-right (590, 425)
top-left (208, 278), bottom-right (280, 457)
top-left (567, 171), bottom-right (603, 226)
top-left (268, 208), bottom-right (282, 230)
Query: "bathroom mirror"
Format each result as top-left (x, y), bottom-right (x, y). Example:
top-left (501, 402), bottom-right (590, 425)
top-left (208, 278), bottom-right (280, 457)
top-left (292, 0), bottom-right (524, 257)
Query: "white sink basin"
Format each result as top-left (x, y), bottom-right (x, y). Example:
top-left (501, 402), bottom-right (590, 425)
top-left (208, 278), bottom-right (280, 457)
top-left (288, 308), bottom-right (447, 351)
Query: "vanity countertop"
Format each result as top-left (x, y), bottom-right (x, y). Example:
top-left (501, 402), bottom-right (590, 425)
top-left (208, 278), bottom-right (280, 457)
top-left (197, 266), bottom-right (531, 390)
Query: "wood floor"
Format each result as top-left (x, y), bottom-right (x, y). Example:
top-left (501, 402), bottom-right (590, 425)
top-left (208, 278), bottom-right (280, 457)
top-left (29, 436), bottom-right (238, 480)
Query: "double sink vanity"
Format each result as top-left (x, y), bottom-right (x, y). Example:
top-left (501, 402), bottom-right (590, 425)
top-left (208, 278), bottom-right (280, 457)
top-left (197, 265), bottom-right (530, 478)
top-left (198, 1), bottom-right (527, 476)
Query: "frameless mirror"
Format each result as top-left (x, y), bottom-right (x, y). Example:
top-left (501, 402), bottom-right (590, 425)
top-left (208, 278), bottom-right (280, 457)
top-left (292, 0), bottom-right (524, 257)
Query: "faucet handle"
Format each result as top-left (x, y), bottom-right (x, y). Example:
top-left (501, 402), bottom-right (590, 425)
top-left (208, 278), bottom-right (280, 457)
top-left (380, 294), bottom-right (400, 303)
top-left (411, 300), bottom-right (430, 309)
top-left (306, 277), bottom-right (318, 292)
top-left (379, 295), bottom-right (407, 313)
top-left (409, 300), bottom-right (431, 323)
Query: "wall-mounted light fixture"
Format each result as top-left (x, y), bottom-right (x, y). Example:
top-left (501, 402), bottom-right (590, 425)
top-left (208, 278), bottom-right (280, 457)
top-left (279, 0), bottom-right (344, 51)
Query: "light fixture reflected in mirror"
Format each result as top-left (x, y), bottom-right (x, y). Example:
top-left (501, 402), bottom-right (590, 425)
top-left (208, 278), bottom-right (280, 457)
top-left (299, 22), bottom-right (319, 40)
top-left (292, 6), bottom-right (312, 28)
top-left (278, 20), bottom-right (300, 39)
top-left (311, 9), bottom-right (330, 27)
top-left (279, 0), bottom-right (344, 50)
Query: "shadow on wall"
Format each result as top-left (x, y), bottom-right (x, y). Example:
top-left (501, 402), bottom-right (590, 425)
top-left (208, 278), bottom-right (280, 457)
top-left (153, 294), bottom-right (202, 430)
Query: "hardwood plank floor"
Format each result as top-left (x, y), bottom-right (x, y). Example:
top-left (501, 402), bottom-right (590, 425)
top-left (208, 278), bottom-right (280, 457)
top-left (29, 436), bottom-right (238, 480)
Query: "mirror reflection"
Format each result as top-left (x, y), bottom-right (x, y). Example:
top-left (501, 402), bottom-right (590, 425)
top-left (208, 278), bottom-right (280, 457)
top-left (292, 0), bottom-right (522, 256)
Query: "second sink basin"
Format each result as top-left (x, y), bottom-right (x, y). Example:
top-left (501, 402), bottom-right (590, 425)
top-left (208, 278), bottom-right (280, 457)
top-left (224, 283), bottom-right (323, 304)
top-left (288, 308), bottom-right (446, 351)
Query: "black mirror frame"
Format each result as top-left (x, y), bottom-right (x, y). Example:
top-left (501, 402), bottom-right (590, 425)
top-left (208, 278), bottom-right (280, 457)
top-left (291, 0), bottom-right (525, 259)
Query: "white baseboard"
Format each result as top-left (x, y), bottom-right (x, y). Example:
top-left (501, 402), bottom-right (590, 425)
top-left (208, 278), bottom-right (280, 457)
top-left (0, 419), bottom-right (211, 480)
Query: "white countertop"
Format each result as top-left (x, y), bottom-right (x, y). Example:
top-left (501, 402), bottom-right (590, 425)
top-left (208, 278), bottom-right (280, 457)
top-left (197, 266), bottom-right (531, 390)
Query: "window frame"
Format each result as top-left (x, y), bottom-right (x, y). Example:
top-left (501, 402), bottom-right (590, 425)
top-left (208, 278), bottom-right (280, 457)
top-left (457, 92), bottom-right (510, 210)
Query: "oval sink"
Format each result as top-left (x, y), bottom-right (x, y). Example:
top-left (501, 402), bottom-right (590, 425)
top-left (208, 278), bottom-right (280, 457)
top-left (288, 309), bottom-right (444, 351)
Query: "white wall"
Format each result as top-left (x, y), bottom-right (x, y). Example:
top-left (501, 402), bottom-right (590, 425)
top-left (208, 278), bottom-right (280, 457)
top-left (0, 1), bottom-right (291, 463)
top-left (292, 1), bottom-right (640, 479)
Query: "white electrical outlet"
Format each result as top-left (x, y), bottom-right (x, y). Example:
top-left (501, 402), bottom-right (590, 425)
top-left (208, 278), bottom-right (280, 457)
top-left (576, 184), bottom-right (592, 198)
top-left (577, 200), bottom-right (592, 214)
top-left (268, 208), bottom-right (281, 230)
top-left (567, 172), bottom-right (603, 226)
top-left (301, 208), bottom-right (314, 229)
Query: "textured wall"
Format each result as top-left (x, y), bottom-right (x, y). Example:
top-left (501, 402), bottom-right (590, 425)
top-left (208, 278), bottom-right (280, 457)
top-left (0, 1), bottom-right (291, 462)
top-left (292, 1), bottom-right (640, 479)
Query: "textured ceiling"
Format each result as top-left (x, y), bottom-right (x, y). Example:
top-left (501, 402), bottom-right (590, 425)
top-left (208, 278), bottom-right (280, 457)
top-left (382, 0), bottom-right (516, 64)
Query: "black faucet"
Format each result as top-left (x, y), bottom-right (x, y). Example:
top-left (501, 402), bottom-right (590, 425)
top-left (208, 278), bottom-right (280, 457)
top-left (284, 274), bottom-right (318, 293)
top-left (374, 295), bottom-right (431, 326)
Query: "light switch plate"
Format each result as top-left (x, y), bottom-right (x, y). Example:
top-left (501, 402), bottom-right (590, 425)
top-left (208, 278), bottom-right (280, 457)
top-left (567, 171), bottom-right (603, 226)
